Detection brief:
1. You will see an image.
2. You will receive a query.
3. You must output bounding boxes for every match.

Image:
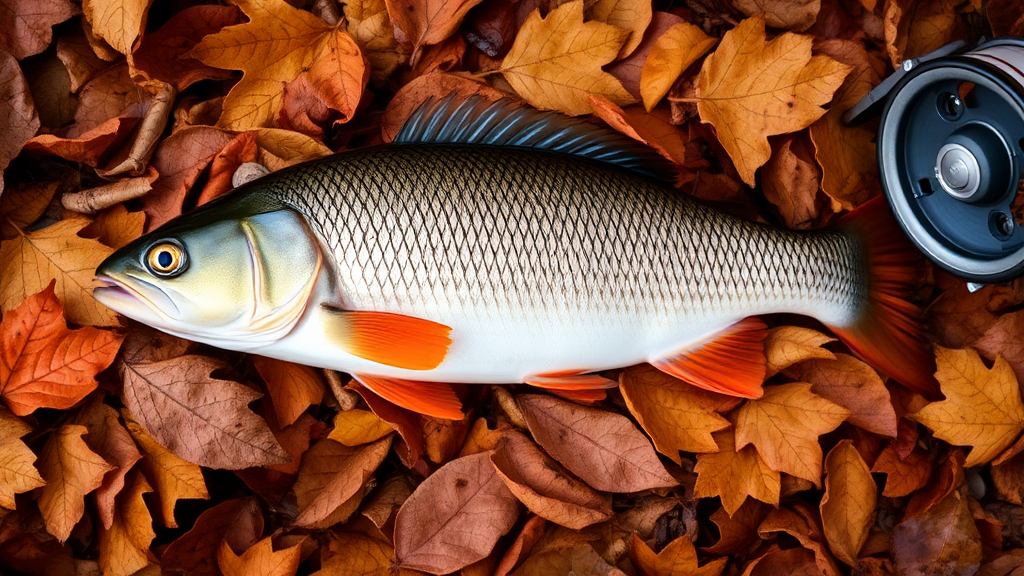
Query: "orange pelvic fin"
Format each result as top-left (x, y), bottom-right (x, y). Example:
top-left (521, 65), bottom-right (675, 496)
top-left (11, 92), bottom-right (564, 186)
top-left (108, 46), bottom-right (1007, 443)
top-left (830, 196), bottom-right (938, 399)
top-left (525, 370), bottom-right (619, 391)
top-left (651, 317), bottom-right (767, 398)
top-left (322, 306), bottom-right (452, 371)
top-left (353, 374), bottom-right (464, 420)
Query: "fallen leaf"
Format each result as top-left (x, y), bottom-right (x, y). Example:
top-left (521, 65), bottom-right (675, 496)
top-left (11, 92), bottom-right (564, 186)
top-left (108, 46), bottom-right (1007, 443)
top-left (68, 64), bottom-right (146, 139)
top-left (253, 356), bottom-right (325, 429)
top-left (120, 354), bottom-right (289, 469)
top-left (460, 417), bottom-right (508, 457)
top-left (785, 353), bottom-right (898, 437)
top-left (516, 394), bottom-right (677, 492)
top-left (141, 125), bottom-right (234, 230)
top-left (344, 0), bottom-right (406, 85)
top-left (361, 473), bottom-right (415, 529)
top-left (312, 531), bottom-right (397, 576)
top-left (327, 409), bottom-right (395, 447)
top-left (74, 401), bottom-right (142, 530)
top-left (292, 436), bottom-right (391, 527)
top-left (973, 309), bottom-right (1024, 386)
top-left (757, 504), bottom-right (842, 576)
top-left (763, 326), bottom-right (836, 377)
top-left (511, 533), bottom-right (625, 576)
top-left (464, 0), bottom-right (517, 59)
top-left (385, 0), bottom-right (483, 63)
top-left (35, 424), bottom-right (115, 542)
top-left (693, 16), bottom-right (850, 185)
top-left (988, 0), bottom-right (1024, 37)
top-left (490, 430), bottom-right (613, 530)
top-left (820, 440), bottom-right (876, 567)
top-left (871, 443), bottom-right (931, 498)
top-left (0, 181), bottom-right (59, 239)
top-left (498, 0), bottom-right (634, 116)
top-left (187, 0), bottom-right (366, 130)
top-left (630, 533), bottom-right (726, 576)
top-left (161, 497), bottom-right (263, 576)
top-left (131, 5), bottom-right (241, 90)
top-left (0, 216), bottom-right (118, 327)
top-left (26, 50), bottom-right (77, 132)
top-left (619, 364), bottom-right (735, 457)
top-left (0, 48), bottom-right (40, 193)
top-left (494, 515), bottom-right (547, 576)
top-left (124, 417), bottom-right (209, 528)
top-left (742, 547), bottom-right (820, 576)
top-left (394, 451), bottom-right (522, 574)
top-left (705, 499), bottom-right (772, 555)
top-left (380, 71), bottom-right (506, 142)
top-left (352, 381), bottom-right (426, 467)
top-left (0, 281), bottom-right (123, 416)
top-left (761, 134), bottom-right (823, 229)
top-left (197, 131), bottom-right (258, 204)
top-left (892, 489), bottom-right (982, 576)
top-left (56, 26), bottom-right (108, 92)
top-left (82, 0), bottom-right (153, 56)
top-left (587, 95), bottom-right (694, 169)
top-left (97, 471), bottom-right (155, 576)
top-left (0, 407), bottom-right (45, 509)
top-left (694, 429), bottom-right (781, 516)
top-left (640, 22), bottom-right (716, 111)
top-left (80, 204), bottom-right (146, 250)
top-left (0, 0), bottom-right (77, 60)
top-left (735, 382), bottom-right (850, 485)
top-left (586, 0), bottom-right (653, 58)
top-left (608, 11), bottom-right (686, 99)
top-left (912, 347), bottom-right (1024, 468)
top-left (22, 113), bottom-right (140, 167)
top-left (218, 537), bottom-right (300, 576)
top-left (422, 414), bottom-right (470, 464)
top-left (733, 0), bottom-right (821, 32)
top-left (883, 0), bottom-right (961, 68)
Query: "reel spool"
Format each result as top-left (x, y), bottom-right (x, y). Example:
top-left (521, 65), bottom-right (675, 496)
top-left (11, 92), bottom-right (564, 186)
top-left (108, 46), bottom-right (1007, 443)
top-left (848, 38), bottom-right (1024, 284)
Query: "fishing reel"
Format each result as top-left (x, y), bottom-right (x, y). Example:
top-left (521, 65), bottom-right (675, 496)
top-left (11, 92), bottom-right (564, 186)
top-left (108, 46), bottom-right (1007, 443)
top-left (847, 38), bottom-right (1024, 285)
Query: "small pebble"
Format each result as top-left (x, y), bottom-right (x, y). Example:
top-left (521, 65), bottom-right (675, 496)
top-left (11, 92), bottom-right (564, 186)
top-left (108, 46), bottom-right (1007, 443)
top-left (967, 469), bottom-right (986, 500)
top-left (232, 162), bottom-right (270, 188)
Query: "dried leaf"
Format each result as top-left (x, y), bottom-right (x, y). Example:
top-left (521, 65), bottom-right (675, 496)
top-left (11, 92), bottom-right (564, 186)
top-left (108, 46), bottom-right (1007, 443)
top-left (253, 356), bottom-right (325, 429)
top-left (742, 547), bottom-right (820, 576)
top-left (68, 64), bottom-right (145, 138)
top-left (0, 407), bottom-right (45, 509)
top-left (705, 499), bottom-right (772, 555)
top-left (56, 27), bottom-right (108, 92)
top-left (516, 394), bottom-right (677, 492)
top-left (161, 497), bottom-right (263, 576)
top-left (384, 0), bottom-right (484, 60)
top-left (884, 0), bottom-right (961, 68)
top-left (588, 95), bottom-right (693, 168)
top-left (36, 424), bottom-right (115, 542)
top-left (344, 0), bottom-right (405, 84)
top-left (912, 347), bottom-right (1024, 467)
top-left (381, 71), bottom-right (505, 142)
top-left (629, 533), bottom-right (727, 576)
top-left (312, 531), bottom-right (396, 576)
top-left (124, 417), bottom-right (209, 528)
top-left (693, 16), bottom-right (850, 185)
top-left (0, 181), bottom-right (59, 238)
top-left (97, 471), bottom-right (155, 576)
top-left (872, 443), bottom-right (931, 498)
top-left (0, 216), bottom-right (118, 327)
top-left (761, 134), bottom-right (823, 230)
top-left (74, 401), bottom-right (142, 529)
top-left (394, 451), bottom-right (522, 574)
top-left (187, 0), bottom-right (365, 130)
top-left (619, 364), bottom-right (735, 458)
top-left (81, 204), bottom-right (146, 250)
top-left (820, 440), bottom-right (876, 567)
top-left (735, 382), bottom-right (850, 485)
top-left (490, 430), bottom-right (613, 530)
top-left (892, 489), bottom-right (982, 576)
top-left (499, 0), bottom-right (634, 116)
top-left (763, 326), bottom-right (836, 377)
top-left (131, 5), bottom-right (241, 90)
top-left (327, 409), bottom-right (395, 447)
top-left (785, 353), bottom-right (898, 437)
top-left (23, 113), bottom-right (140, 167)
top-left (0, 48), bottom-right (40, 192)
top-left (733, 0), bottom-right (821, 32)
top-left (292, 436), bottom-right (391, 527)
top-left (640, 22), bottom-right (716, 111)
top-left (0, 0), bottom-right (77, 60)
top-left (608, 11), bottom-right (685, 99)
top-left (120, 355), bottom-right (289, 469)
top-left (974, 309), bottom-right (1024, 386)
top-left (757, 505), bottom-right (842, 576)
top-left (586, 0), bottom-right (653, 58)
top-left (82, 0), bottom-right (153, 56)
top-left (0, 281), bottom-right (123, 416)
top-left (694, 429), bottom-right (781, 516)
top-left (217, 537), bottom-right (300, 576)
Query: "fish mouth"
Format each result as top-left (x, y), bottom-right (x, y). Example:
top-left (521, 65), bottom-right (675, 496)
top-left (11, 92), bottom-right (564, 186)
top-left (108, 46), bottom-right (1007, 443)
top-left (93, 274), bottom-right (179, 321)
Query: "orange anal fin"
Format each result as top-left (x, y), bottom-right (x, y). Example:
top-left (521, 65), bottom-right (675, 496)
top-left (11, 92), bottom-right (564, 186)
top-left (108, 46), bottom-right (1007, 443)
top-left (651, 318), bottom-right (767, 399)
top-left (524, 370), bottom-right (619, 391)
top-left (322, 306), bottom-right (452, 371)
top-left (549, 388), bottom-right (608, 404)
top-left (353, 374), bottom-right (464, 420)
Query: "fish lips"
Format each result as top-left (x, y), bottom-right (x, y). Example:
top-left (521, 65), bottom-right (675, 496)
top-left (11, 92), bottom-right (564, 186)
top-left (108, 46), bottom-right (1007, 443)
top-left (93, 273), bottom-right (180, 327)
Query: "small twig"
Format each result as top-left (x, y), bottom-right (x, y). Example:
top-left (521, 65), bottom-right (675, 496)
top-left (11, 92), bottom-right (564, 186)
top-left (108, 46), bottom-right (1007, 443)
top-left (100, 81), bottom-right (177, 177)
top-left (62, 170), bottom-right (156, 214)
top-left (324, 369), bottom-right (360, 411)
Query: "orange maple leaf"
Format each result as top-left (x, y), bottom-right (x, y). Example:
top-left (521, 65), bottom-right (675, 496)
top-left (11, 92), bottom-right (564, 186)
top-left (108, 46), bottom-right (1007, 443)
top-left (0, 281), bottom-right (123, 416)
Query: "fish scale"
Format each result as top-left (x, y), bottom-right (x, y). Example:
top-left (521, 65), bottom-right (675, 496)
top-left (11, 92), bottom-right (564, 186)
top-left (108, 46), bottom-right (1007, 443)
top-left (269, 144), bottom-right (865, 327)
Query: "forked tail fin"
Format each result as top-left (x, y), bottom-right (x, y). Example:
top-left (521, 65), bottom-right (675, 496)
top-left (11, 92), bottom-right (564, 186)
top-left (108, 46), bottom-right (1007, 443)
top-left (827, 197), bottom-right (939, 399)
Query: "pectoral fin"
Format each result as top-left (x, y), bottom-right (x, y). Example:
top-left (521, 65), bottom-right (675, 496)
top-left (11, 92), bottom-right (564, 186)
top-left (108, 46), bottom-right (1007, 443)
top-left (354, 374), bottom-right (464, 420)
top-left (651, 318), bottom-right (768, 398)
top-left (322, 306), bottom-right (452, 371)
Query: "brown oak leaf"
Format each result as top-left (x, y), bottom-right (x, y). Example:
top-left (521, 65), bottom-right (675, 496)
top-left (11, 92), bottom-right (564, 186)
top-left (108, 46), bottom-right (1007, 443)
top-left (74, 400), bottom-right (142, 529)
top-left (97, 470), bottom-right (155, 576)
top-left (819, 440), bottom-right (877, 567)
top-left (35, 423), bottom-right (115, 542)
top-left (629, 533), bottom-right (726, 576)
top-left (253, 356), bottom-right (325, 429)
top-left (694, 428), bottom-right (780, 516)
top-left (124, 417), bottom-right (209, 528)
top-left (292, 436), bottom-right (391, 527)
top-left (218, 537), bottom-right (300, 576)
top-left (0, 406), bottom-right (45, 509)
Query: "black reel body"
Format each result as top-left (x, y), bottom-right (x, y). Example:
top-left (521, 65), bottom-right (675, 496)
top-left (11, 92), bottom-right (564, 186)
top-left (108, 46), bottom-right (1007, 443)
top-left (874, 38), bottom-right (1024, 283)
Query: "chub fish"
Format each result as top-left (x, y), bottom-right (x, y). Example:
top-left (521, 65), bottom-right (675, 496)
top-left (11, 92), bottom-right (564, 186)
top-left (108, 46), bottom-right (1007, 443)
top-left (94, 98), bottom-right (937, 418)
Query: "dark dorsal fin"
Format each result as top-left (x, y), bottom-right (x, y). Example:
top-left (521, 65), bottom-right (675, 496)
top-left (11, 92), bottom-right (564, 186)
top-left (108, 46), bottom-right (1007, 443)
top-left (394, 96), bottom-right (678, 184)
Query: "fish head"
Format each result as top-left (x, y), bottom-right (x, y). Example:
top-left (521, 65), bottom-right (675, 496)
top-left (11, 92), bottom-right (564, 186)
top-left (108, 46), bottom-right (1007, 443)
top-left (95, 194), bottom-right (323, 348)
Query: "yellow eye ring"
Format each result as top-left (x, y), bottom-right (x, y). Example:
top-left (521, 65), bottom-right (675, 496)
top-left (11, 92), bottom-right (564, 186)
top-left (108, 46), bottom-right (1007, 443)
top-left (145, 241), bottom-right (187, 277)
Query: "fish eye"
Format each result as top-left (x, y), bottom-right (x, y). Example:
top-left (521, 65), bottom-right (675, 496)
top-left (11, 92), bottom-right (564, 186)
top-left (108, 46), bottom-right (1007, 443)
top-left (145, 240), bottom-right (187, 277)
